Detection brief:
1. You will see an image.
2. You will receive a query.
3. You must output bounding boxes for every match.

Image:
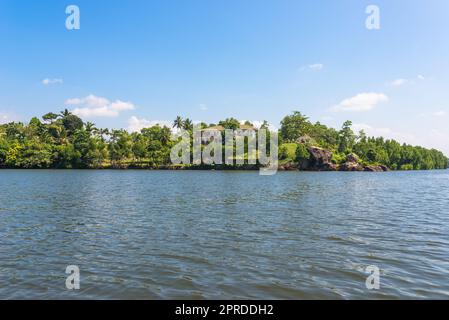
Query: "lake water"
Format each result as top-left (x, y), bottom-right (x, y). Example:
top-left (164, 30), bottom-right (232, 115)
top-left (1, 170), bottom-right (449, 299)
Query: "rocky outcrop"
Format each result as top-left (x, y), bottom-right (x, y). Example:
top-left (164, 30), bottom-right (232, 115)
top-left (339, 152), bottom-right (364, 171)
top-left (296, 135), bottom-right (315, 145)
top-left (280, 145), bottom-right (389, 172)
top-left (346, 153), bottom-right (360, 163)
top-left (306, 146), bottom-right (337, 171)
top-left (339, 162), bottom-right (364, 171)
top-left (278, 163), bottom-right (299, 171)
top-left (364, 165), bottom-right (389, 172)
top-left (339, 153), bottom-right (389, 172)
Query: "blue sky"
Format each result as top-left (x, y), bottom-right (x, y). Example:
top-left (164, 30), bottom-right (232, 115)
top-left (1, 0), bottom-right (449, 154)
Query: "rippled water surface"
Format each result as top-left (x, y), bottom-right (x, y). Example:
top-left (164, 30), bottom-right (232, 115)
top-left (1, 170), bottom-right (449, 299)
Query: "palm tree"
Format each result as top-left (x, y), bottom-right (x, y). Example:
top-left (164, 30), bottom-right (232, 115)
top-left (59, 109), bottom-right (71, 119)
top-left (173, 116), bottom-right (183, 129)
top-left (100, 128), bottom-right (109, 136)
top-left (99, 128), bottom-right (110, 142)
top-left (85, 122), bottom-right (97, 134)
top-left (260, 120), bottom-right (269, 129)
top-left (183, 118), bottom-right (193, 131)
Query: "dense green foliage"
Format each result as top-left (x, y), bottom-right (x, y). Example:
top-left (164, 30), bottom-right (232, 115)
top-left (0, 110), bottom-right (447, 170)
top-left (279, 111), bottom-right (448, 170)
top-left (0, 110), bottom-right (173, 168)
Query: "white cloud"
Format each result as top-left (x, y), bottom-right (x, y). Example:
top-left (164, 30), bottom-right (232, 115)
top-left (320, 116), bottom-right (333, 122)
top-left (353, 122), bottom-right (449, 156)
top-left (239, 120), bottom-right (278, 132)
top-left (353, 123), bottom-right (416, 144)
top-left (199, 104), bottom-right (208, 111)
top-left (66, 94), bottom-right (135, 118)
top-left (388, 78), bottom-right (408, 87)
top-left (425, 129), bottom-right (449, 156)
top-left (341, 122), bottom-right (449, 155)
top-left (299, 63), bottom-right (324, 72)
top-left (331, 92), bottom-right (388, 112)
top-left (419, 110), bottom-right (447, 118)
top-left (127, 116), bottom-right (173, 133)
top-left (388, 75), bottom-right (426, 87)
top-left (432, 110), bottom-right (447, 117)
top-left (42, 78), bottom-right (63, 85)
top-left (0, 113), bottom-right (9, 124)
top-left (109, 101), bottom-right (135, 111)
top-left (308, 63), bottom-right (324, 71)
top-left (73, 106), bottom-right (119, 118)
top-left (65, 98), bottom-right (82, 105)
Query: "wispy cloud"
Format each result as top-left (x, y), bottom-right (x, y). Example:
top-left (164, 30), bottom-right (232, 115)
top-left (419, 110), bottom-right (448, 118)
top-left (308, 63), bottom-right (324, 71)
top-left (238, 120), bottom-right (278, 131)
top-left (0, 112), bottom-right (9, 124)
top-left (352, 123), bottom-right (449, 155)
top-left (387, 75), bottom-right (426, 87)
top-left (388, 78), bottom-right (408, 87)
top-left (331, 92), bottom-right (388, 112)
top-left (353, 123), bottom-right (416, 144)
top-left (199, 104), bottom-right (208, 111)
top-left (420, 110), bottom-right (447, 118)
top-left (353, 123), bottom-right (449, 156)
top-left (66, 94), bottom-right (135, 118)
top-left (42, 78), bottom-right (63, 85)
top-left (299, 63), bottom-right (324, 72)
top-left (432, 110), bottom-right (447, 117)
top-left (0, 111), bottom-right (19, 124)
top-left (127, 116), bottom-right (173, 133)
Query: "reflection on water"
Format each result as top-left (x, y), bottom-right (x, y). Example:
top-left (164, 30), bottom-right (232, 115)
top-left (1, 170), bottom-right (449, 299)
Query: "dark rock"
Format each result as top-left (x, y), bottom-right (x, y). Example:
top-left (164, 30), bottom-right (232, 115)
top-left (364, 165), bottom-right (390, 172)
top-left (346, 153), bottom-right (360, 163)
top-left (296, 135), bottom-right (314, 145)
top-left (339, 162), bottom-right (364, 171)
top-left (339, 152), bottom-right (365, 171)
top-left (306, 146), bottom-right (336, 171)
top-left (364, 165), bottom-right (382, 172)
top-left (279, 163), bottom-right (299, 171)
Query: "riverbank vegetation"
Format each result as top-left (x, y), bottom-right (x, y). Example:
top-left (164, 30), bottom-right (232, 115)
top-left (278, 112), bottom-right (448, 170)
top-left (0, 110), bottom-right (447, 170)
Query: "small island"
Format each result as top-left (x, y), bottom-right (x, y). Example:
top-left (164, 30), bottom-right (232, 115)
top-left (0, 110), bottom-right (447, 171)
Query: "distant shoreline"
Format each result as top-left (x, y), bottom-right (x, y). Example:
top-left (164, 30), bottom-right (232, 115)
top-left (1, 165), bottom-right (447, 172)
top-left (2, 110), bottom-right (447, 171)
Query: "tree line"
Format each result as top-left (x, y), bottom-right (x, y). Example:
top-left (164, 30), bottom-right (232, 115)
top-left (0, 110), bottom-right (447, 170)
top-left (279, 111), bottom-right (448, 170)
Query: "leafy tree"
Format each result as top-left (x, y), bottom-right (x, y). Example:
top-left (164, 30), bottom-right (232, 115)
top-left (62, 114), bottom-right (84, 134)
top-left (280, 111), bottom-right (312, 142)
top-left (218, 118), bottom-right (240, 130)
top-left (338, 120), bottom-right (355, 153)
top-left (296, 143), bottom-right (310, 163)
top-left (0, 110), bottom-right (447, 171)
top-left (42, 112), bottom-right (59, 123)
top-left (279, 145), bottom-right (289, 160)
